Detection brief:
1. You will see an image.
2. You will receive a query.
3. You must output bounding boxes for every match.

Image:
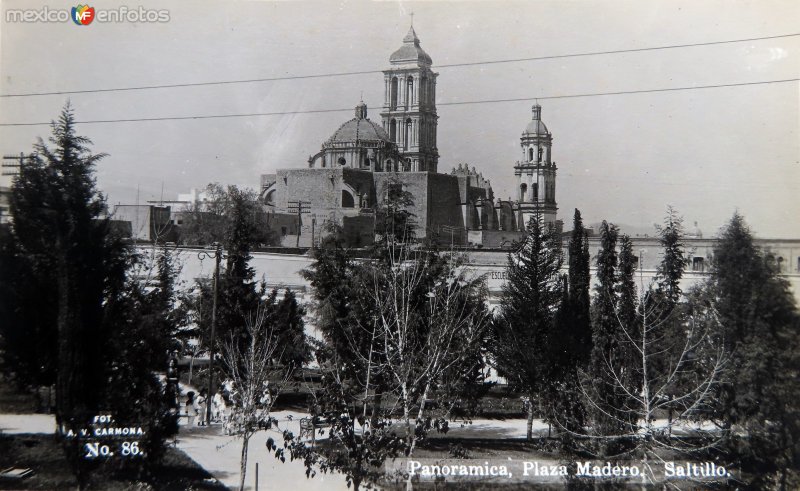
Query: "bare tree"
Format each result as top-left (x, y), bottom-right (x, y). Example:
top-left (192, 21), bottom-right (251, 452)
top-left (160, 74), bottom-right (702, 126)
top-left (220, 301), bottom-right (291, 491)
top-left (573, 284), bottom-right (728, 488)
top-left (358, 240), bottom-right (491, 454)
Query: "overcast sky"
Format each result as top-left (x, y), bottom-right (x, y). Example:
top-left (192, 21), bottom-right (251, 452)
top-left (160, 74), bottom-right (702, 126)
top-left (1, 0), bottom-right (798, 237)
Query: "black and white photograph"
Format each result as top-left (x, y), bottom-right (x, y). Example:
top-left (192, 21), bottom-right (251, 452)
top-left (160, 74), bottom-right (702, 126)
top-left (0, 0), bottom-right (798, 489)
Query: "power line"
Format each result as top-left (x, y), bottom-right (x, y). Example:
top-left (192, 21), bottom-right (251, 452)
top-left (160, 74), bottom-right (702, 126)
top-left (1, 33), bottom-right (798, 98)
top-left (0, 77), bottom-right (796, 127)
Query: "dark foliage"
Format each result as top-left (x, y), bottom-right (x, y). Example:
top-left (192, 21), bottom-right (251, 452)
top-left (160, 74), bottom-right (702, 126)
top-left (589, 221), bottom-right (628, 440)
top-left (0, 104), bottom-right (179, 479)
top-left (705, 213), bottom-right (800, 488)
top-left (177, 183), bottom-right (278, 247)
top-left (492, 214), bottom-right (564, 440)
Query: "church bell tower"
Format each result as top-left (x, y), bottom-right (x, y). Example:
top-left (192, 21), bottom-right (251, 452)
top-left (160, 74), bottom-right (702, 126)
top-left (380, 26), bottom-right (439, 172)
top-left (515, 103), bottom-right (558, 228)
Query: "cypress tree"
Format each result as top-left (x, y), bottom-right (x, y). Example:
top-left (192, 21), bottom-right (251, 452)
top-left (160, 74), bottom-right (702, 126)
top-left (589, 221), bottom-right (627, 438)
top-left (567, 209), bottom-right (592, 365)
top-left (654, 206), bottom-right (685, 306)
top-left (616, 234), bottom-right (641, 431)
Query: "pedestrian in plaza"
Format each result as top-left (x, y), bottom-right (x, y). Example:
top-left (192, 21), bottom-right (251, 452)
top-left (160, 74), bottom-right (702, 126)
top-left (213, 388), bottom-right (227, 423)
top-left (185, 391), bottom-right (196, 426)
top-left (196, 389), bottom-right (207, 426)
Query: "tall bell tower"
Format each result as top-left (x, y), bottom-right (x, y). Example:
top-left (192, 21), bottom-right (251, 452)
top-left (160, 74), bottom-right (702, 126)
top-left (380, 26), bottom-right (439, 172)
top-left (514, 103), bottom-right (558, 227)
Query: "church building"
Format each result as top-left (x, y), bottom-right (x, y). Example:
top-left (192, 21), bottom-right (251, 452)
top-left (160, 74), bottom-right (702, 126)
top-left (260, 27), bottom-right (561, 247)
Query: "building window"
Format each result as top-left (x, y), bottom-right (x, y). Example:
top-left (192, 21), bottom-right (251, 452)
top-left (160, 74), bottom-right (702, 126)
top-left (692, 257), bottom-right (704, 272)
top-left (528, 147), bottom-right (533, 162)
top-left (281, 226), bottom-right (287, 237)
top-left (533, 183), bottom-right (538, 201)
top-left (338, 157), bottom-right (346, 166)
top-left (341, 190), bottom-right (355, 208)
top-left (538, 147), bottom-right (543, 162)
top-left (390, 120), bottom-right (397, 143)
top-left (406, 76), bottom-right (414, 106)
top-left (520, 183), bottom-right (527, 201)
top-left (390, 77), bottom-right (398, 109)
top-left (777, 256), bottom-right (784, 272)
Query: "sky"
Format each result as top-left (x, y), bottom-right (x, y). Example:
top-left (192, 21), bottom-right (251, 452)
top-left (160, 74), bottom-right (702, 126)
top-left (1, 0), bottom-right (798, 238)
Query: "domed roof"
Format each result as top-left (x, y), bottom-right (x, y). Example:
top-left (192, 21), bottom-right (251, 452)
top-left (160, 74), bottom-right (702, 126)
top-left (326, 103), bottom-right (390, 144)
top-left (523, 104), bottom-right (550, 136)
top-left (389, 26), bottom-right (432, 66)
top-left (525, 120), bottom-right (549, 135)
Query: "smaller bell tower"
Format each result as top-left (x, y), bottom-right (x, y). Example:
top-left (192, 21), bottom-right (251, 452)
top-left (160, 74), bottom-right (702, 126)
top-left (514, 103), bottom-right (557, 228)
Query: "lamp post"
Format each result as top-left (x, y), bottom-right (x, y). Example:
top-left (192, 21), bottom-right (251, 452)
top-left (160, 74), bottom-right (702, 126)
top-left (198, 243), bottom-right (223, 424)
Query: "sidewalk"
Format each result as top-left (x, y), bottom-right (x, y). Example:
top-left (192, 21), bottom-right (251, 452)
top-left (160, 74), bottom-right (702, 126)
top-left (0, 414), bottom-right (56, 434)
top-left (175, 410), bottom-right (350, 491)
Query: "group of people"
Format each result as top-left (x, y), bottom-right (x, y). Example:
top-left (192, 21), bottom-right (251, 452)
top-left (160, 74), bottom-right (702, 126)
top-left (184, 388), bottom-right (228, 426)
top-left (182, 381), bottom-right (275, 432)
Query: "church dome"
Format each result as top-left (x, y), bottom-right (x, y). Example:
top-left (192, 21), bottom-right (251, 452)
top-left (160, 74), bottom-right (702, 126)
top-left (523, 104), bottom-right (550, 136)
top-left (389, 26), bottom-right (432, 66)
top-left (326, 103), bottom-right (390, 144)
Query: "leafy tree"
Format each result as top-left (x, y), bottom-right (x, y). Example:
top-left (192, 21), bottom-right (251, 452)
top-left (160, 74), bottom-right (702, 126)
top-left (492, 214), bottom-right (564, 440)
top-left (287, 195), bottom-right (489, 489)
top-left (177, 183), bottom-right (277, 247)
top-left (1, 104), bottom-right (178, 478)
top-left (262, 288), bottom-right (312, 369)
top-left (8, 105), bottom-right (117, 434)
top-left (705, 213), bottom-right (800, 488)
top-left (102, 247), bottom-right (180, 464)
top-left (375, 176), bottom-right (416, 247)
top-left (194, 186), bottom-right (267, 354)
top-left (0, 225), bottom-right (59, 390)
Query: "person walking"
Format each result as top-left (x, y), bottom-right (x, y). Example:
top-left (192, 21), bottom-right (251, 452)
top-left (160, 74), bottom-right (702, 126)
top-left (185, 391), bottom-right (196, 426)
top-left (212, 388), bottom-right (227, 423)
top-left (195, 389), bottom-right (207, 426)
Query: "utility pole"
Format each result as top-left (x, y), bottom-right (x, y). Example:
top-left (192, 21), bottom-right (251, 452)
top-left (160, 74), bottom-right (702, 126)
top-left (2, 152), bottom-right (26, 177)
top-left (287, 200), bottom-right (311, 248)
top-left (198, 243), bottom-right (223, 424)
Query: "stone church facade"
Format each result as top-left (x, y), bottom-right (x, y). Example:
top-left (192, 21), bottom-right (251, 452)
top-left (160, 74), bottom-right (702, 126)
top-left (260, 27), bottom-right (561, 247)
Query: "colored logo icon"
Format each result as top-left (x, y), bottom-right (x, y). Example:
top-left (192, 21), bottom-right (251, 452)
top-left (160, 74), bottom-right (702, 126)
top-left (71, 5), bottom-right (95, 25)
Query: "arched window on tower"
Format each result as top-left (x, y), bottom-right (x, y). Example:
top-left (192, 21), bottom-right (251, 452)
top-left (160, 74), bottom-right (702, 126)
top-left (421, 76), bottom-right (427, 104)
top-left (538, 147), bottom-right (543, 163)
top-left (520, 183), bottom-right (527, 202)
top-left (404, 119), bottom-right (412, 150)
top-left (390, 78), bottom-right (398, 109)
top-left (390, 119), bottom-right (397, 143)
top-left (533, 183), bottom-right (538, 201)
top-left (528, 147), bottom-right (534, 162)
top-left (407, 76), bottom-right (414, 106)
